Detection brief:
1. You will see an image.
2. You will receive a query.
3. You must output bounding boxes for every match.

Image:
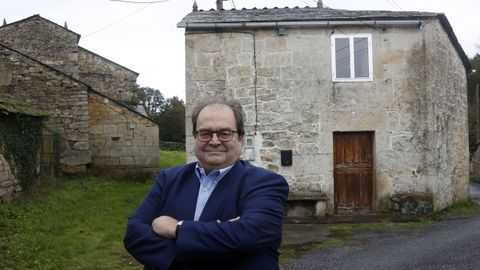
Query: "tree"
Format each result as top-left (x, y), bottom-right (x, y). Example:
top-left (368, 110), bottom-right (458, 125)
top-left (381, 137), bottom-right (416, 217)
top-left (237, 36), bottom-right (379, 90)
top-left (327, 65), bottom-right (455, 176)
top-left (155, 96), bottom-right (186, 143)
top-left (133, 86), bottom-right (165, 117)
top-left (468, 54), bottom-right (480, 152)
top-left (132, 86), bottom-right (185, 143)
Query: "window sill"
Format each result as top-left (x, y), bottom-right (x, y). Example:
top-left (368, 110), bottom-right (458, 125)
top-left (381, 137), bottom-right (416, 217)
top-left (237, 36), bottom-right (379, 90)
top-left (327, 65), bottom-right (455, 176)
top-left (332, 78), bottom-right (374, 82)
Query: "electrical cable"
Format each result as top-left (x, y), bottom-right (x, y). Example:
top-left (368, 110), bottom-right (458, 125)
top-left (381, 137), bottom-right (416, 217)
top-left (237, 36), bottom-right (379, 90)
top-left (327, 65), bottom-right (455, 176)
top-left (83, 4), bottom-right (150, 38)
top-left (386, 0), bottom-right (403, 10)
top-left (110, 0), bottom-right (169, 3)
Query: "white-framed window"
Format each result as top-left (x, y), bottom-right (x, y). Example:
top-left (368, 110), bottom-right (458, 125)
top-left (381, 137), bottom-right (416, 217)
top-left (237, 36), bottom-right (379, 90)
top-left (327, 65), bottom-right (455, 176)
top-left (331, 34), bottom-right (373, 81)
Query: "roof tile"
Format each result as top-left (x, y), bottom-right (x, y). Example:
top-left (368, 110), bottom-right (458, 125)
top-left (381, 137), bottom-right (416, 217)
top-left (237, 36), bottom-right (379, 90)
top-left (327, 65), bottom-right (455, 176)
top-left (178, 7), bottom-right (438, 27)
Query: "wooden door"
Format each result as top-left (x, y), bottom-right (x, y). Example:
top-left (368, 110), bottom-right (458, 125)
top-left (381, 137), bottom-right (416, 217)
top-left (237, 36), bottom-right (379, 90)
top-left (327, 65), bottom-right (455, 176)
top-left (334, 132), bottom-right (373, 214)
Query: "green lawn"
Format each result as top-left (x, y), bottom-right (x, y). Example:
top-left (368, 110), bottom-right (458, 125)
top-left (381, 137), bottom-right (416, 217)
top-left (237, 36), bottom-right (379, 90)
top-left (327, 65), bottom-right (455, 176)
top-left (159, 150), bottom-right (186, 169)
top-left (0, 177), bottom-right (151, 269)
top-left (0, 150), bottom-right (187, 270)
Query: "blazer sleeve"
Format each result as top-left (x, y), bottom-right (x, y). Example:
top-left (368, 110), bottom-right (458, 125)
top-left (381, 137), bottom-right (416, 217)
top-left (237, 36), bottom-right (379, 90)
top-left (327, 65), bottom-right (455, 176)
top-left (175, 171), bottom-right (289, 256)
top-left (123, 171), bottom-right (176, 269)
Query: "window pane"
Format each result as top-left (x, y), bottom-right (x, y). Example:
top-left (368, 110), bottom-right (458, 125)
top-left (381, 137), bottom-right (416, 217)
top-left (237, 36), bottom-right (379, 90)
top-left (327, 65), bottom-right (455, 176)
top-left (354, 37), bottom-right (369, 78)
top-left (335, 38), bottom-right (350, 78)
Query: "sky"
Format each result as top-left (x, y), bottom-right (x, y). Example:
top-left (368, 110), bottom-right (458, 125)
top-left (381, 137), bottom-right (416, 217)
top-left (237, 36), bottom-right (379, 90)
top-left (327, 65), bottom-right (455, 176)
top-left (2, 0), bottom-right (479, 99)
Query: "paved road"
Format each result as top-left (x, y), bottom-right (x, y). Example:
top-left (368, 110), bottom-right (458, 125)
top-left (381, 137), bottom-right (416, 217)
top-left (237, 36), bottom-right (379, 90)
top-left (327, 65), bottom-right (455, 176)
top-left (284, 184), bottom-right (480, 270)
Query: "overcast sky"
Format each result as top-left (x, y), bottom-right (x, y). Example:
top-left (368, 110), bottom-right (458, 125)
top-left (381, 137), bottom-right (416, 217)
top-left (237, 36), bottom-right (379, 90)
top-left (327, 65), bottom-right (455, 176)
top-left (2, 0), bottom-right (479, 99)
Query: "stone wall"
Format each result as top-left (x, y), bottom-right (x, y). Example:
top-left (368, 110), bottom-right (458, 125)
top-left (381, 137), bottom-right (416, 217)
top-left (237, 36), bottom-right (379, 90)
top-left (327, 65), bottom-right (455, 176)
top-left (78, 47), bottom-right (138, 103)
top-left (0, 154), bottom-right (20, 201)
top-left (0, 15), bottom-right (138, 104)
top-left (0, 15), bottom-right (159, 176)
top-left (184, 18), bottom-right (468, 213)
top-left (424, 20), bottom-right (469, 209)
top-left (0, 15), bottom-right (80, 77)
top-left (0, 45), bottom-right (91, 172)
top-left (88, 93), bottom-right (159, 176)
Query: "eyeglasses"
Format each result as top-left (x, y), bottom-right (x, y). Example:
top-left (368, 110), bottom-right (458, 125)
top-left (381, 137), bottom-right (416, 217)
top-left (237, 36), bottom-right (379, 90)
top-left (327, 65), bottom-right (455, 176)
top-left (194, 129), bottom-right (238, 142)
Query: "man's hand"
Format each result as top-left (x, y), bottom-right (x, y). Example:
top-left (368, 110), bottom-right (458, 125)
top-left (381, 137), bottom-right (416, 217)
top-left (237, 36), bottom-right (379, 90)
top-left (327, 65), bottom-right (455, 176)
top-left (152, 216), bottom-right (178, 239)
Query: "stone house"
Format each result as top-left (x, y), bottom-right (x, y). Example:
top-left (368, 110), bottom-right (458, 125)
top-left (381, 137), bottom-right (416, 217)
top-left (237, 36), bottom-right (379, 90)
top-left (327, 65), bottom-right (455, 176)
top-left (178, 2), bottom-right (471, 216)
top-left (0, 15), bottom-right (159, 176)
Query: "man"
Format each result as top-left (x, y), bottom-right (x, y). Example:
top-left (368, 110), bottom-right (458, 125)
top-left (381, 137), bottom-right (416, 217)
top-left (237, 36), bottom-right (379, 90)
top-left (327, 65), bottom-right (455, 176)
top-left (124, 99), bottom-right (289, 270)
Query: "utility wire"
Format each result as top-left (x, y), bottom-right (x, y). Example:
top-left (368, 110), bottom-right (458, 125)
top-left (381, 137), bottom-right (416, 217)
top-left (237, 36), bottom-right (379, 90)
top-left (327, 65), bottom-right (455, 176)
top-left (83, 0), bottom-right (170, 38)
top-left (299, 0), bottom-right (314, 7)
top-left (386, 0), bottom-right (403, 10)
top-left (231, 0), bottom-right (236, 9)
top-left (83, 5), bottom-right (150, 38)
top-left (110, 0), bottom-right (169, 3)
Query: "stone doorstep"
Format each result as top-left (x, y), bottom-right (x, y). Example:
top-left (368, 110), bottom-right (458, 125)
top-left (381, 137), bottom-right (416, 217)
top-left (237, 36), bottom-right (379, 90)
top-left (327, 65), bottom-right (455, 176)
top-left (287, 193), bottom-right (328, 218)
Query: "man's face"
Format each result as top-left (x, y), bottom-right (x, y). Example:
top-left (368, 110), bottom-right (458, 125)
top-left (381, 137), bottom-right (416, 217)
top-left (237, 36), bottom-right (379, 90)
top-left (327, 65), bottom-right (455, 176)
top-left (194, 104), bottom-right (244, 171)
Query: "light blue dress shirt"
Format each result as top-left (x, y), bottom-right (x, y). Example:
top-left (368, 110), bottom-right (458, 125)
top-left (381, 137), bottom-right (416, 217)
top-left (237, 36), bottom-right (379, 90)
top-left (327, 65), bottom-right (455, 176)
top-left (193, 163), bottom-right (233, 221)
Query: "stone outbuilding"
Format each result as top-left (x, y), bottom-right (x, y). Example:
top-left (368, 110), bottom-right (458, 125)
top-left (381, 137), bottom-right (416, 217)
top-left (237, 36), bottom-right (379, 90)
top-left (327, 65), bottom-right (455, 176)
top-left (0, 15), bottom-right (159, 177)
top-left (178, 3), bottom-right (471, 216)
top-left (0, 100), bottom-right (47, 201)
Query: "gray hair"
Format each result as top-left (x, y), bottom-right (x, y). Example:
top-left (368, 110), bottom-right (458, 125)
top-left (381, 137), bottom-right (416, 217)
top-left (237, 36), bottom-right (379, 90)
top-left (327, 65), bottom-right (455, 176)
top-left (191, 97), bottom-right (245, 137)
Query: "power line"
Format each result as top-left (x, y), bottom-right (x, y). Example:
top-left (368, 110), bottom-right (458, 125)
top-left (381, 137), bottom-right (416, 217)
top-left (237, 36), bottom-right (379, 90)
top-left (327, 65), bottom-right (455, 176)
top-left (299, 0), bottom-right (314, 7)
top-left (83, 5), bottom-right (150, 38)
top-left (231, 0), bottom-right (236, 9)
top-left (385, 0), bottom-right (403, 10)
top-left (110, 0), bottom-right (168, 3)
top-left (300, 0), bottom-right (317, 6)
top-left (83, 0), bottom-right (169, 38)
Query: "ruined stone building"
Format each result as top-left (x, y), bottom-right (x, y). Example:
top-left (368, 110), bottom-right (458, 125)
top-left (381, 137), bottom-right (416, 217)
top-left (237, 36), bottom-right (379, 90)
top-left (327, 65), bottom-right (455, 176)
top-left (0, 15), bottom-right (159, 187)
top-left (0, 100), bottom-right (46, 201)
top-left (178, 2), bottom-right (472, 216)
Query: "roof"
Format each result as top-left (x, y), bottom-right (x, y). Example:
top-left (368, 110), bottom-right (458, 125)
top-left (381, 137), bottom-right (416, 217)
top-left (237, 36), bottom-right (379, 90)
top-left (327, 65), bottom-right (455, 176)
top-left (0, 42), bottom-right (156, 124)
top-left (0, 15), bottom-right (138, 76)
top-left (178, 6), bottom-right (471, 72)
top-left (177, 7), bottom-right (438, 26)
top-left (79, 46), bottom-right (139, 76)
top-left (0, 14), bottom-right (81, 43)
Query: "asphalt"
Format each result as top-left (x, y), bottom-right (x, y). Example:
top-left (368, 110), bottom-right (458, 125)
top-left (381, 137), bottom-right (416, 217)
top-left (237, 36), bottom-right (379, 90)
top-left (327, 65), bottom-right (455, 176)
top-left (283, 215), bottom-right (480, 270)
top-left (280, 183), bottom-right (480, 270)
top-left (281, 183), bottom-right (480, 247)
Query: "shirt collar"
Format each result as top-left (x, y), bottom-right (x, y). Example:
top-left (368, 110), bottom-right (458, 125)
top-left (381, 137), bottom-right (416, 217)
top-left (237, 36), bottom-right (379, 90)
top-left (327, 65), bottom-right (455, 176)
top-left (195, 162), bottom-right (234, 178)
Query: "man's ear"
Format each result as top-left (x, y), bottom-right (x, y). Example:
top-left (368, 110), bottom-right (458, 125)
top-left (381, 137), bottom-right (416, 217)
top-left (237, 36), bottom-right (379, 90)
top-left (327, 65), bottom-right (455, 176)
top-left (239, 135), bottom-right (246, 146)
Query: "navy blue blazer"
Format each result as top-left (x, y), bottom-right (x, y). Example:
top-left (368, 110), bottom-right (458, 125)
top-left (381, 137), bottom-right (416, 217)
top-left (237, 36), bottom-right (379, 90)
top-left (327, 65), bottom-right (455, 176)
top-left (124, 160), bottom-right (289, 270)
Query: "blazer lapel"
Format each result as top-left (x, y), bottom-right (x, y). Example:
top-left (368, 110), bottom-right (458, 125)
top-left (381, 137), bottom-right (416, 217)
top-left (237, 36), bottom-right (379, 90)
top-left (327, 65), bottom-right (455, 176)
top-left (172, 163), bottom-right (200, 221)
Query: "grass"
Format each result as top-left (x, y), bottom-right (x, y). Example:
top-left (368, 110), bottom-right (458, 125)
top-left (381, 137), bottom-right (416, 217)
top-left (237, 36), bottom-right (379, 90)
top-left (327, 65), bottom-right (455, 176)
top-left (433, 199), bottom-right (480, 220)
top-left (159, 150), bottom-right (186, 169)
top-left (0, 177), bottom-right (151, 270)
top-left (0, 150), bottom-right (187, 270)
